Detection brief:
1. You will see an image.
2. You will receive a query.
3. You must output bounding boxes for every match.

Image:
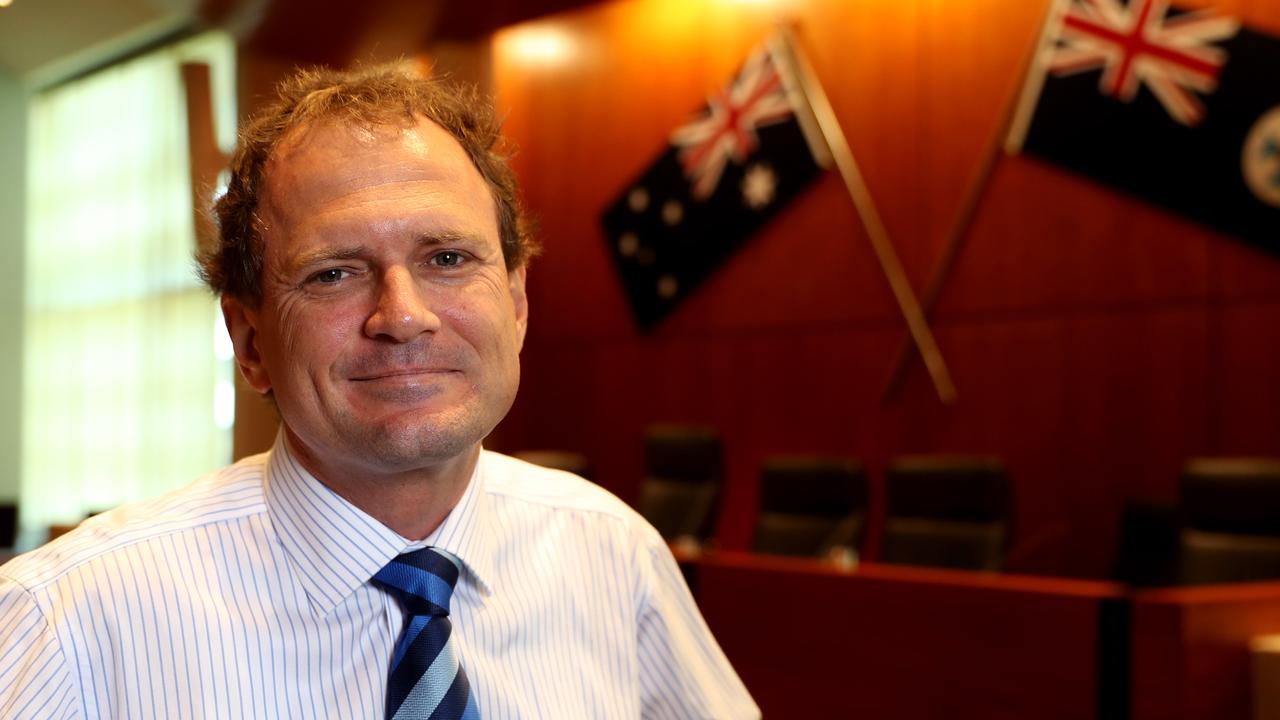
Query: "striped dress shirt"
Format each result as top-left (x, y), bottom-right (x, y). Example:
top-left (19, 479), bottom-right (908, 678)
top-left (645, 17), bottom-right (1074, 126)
top-left (0, 433), bottom-right (758, 719)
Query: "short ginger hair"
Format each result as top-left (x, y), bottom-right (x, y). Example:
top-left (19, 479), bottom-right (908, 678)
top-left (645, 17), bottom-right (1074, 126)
top-left (199, 62), bottom-right (537, 304)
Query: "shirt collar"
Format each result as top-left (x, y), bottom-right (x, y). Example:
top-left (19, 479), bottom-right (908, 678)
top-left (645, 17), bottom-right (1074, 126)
top-left (421, 450), bottom-right (496, 598)
top-left (263, 431), bottom-right (497, 616)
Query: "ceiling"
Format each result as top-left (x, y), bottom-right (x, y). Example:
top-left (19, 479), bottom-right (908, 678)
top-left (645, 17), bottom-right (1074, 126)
top-left (0, 0), bottom-right (599, 89)
top-left (0, 0), bottom-right (198, 87)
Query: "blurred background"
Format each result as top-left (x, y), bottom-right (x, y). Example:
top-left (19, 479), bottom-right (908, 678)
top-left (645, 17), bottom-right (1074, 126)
top-left (2, 0), bottom-right (1279, 717)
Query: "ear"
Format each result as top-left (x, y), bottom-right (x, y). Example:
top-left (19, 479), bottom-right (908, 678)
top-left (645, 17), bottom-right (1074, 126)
top-left (508, 265), bottom-right (529, 351)
top-left (221, 295), bottom-right (273, 394)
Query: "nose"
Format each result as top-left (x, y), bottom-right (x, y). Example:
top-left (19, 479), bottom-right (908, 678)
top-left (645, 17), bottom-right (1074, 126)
top-left (363, 266), bottom-right (440, 342)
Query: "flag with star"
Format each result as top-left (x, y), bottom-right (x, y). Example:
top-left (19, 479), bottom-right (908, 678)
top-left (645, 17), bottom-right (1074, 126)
top-left (1007, 0), bottom-right (1280, 255)
top-left (601, 36), bottom-right (831, 329)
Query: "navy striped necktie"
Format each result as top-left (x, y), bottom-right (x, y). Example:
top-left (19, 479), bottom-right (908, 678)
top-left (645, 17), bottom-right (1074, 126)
top-left (373, 548), bottom-right (479, 720)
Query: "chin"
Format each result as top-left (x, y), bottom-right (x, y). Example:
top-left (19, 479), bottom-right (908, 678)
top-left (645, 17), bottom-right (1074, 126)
top-left (348, 408), bottom-right (495, 470)
top-left (294, 381), bottom-right (518, 473)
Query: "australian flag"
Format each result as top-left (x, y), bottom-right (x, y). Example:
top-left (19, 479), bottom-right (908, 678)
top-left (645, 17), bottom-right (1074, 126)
top-left (1007, 0), bottom-right (1280, 255)
top-left (602, 38), bottom-right (829, 329)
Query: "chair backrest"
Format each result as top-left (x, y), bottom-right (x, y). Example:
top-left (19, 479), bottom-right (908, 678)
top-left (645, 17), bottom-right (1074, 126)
top-left (881, 455), bottom-right (1009, 571)
top-left (637, 425), bottom-right (723, 543)
top-left (1177, 457), bottom-right (1280, 585)
top-left (752, 457), bottom-right (865, 558)
top-left (0, 502), bottom-right (16, 548)
top-left (1111, 500), bottom-right (1180, 587)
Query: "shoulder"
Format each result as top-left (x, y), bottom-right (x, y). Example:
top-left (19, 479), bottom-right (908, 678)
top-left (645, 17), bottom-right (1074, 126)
top-left (0, 453), bottom-right (269, 593)
top-left (481, 450), bottom-right (656, 535)
top-left (479, 451), bottom-right (678, 602)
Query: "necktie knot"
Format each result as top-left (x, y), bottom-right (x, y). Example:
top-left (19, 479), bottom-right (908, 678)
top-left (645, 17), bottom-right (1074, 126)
top-left (373, 547), bottom-right (461, 617)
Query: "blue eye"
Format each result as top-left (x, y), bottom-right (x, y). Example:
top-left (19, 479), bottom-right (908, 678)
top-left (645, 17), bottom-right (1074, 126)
top-left (433, 252), bottom-right (464, 267)
top-left (312, 268), bottom-right (348, 284)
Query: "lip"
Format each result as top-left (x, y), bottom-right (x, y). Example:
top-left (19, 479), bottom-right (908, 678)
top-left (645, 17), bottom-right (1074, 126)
top-left (348, 368), bottom-right (460, 382)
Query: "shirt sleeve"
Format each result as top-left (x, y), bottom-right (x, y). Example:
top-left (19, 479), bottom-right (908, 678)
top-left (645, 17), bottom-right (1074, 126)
top-left (634, 526), bottom-right (760, 720)
top-left (0, 573), bottom-right (81, 720)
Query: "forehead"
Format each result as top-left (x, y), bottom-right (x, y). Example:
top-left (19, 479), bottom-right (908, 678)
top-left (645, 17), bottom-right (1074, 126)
top-left (258, 116), bottom-right (496, 239)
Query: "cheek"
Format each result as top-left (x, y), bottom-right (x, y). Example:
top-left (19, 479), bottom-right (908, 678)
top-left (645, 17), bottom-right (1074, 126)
top-left (272, 300), bottom-right (365, 375)
top-left (443, 287), bottom-right (519, 351)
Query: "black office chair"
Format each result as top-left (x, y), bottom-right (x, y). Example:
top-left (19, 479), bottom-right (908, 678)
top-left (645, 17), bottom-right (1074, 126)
top-left (1177, 457), bottom-right (1280, 585)
top-left (752, 457), bottom-right (865, 559)
top-left (0, 502), bottom-right (16, 548)
top-left (513, 450), bottom-right (593, 480)
top-left (637, 426), bottom-right (722, 545)
top-left (880, 455), bottom-right (1010, 572)
top-left (1111, 500), bottom-right (1180, 587)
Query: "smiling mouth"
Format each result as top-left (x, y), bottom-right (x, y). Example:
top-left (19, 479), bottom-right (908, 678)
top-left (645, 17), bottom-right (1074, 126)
top-left (349, 368), bottom-right (460, 382)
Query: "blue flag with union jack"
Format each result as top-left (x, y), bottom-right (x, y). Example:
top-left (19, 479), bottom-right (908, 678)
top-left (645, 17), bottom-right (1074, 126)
top-left (602, 37), bottom-right (828, 329)
top-left (1008, 0), bottom-right (1280, 255)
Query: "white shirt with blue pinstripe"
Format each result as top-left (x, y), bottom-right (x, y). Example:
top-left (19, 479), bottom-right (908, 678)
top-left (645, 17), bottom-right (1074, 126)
top-left (0, 433), bottom-right (758, 719)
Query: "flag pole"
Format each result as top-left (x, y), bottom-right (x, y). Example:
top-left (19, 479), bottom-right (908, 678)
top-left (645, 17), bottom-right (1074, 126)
top-left (879, 0), bottom-right (1059, 402)
top-left (774, 24), bottom-right (957, 405)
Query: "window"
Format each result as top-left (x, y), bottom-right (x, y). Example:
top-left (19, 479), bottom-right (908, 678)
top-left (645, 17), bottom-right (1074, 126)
top-left (22, 32), bottom-right (236, 545)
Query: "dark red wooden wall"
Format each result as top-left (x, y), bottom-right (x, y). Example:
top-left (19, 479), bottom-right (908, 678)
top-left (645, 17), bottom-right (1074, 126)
top-left (481, 0), bottom-right (1280, 578)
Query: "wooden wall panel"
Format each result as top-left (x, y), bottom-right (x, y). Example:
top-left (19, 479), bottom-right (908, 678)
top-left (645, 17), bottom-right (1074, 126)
top-left (1218, 302), bottom-right (1280, 454)
top-left (943, 157), bottom-right (1215, 316)
top-left (491, 0), bottom-right (1280, 577)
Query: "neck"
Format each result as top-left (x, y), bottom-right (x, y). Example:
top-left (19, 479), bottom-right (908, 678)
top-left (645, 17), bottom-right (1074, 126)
top-left (283, 429), bottom-right (479, 540)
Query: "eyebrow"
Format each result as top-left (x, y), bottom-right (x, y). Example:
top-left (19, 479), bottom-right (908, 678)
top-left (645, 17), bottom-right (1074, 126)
top-left (287, 246), bottom-right (366, 275)
top-left (286, 232), bottom-right (490, 274)
top-left (414, 231), bottom-right (488, 248)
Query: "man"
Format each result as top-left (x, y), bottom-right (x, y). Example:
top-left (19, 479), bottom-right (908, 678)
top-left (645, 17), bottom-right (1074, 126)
top-left (0, 64), bottom-right (758, 719)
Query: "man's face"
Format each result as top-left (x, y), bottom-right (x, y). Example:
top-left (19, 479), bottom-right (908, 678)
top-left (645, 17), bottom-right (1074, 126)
top-left (224, 116), bottom-right (527, 479)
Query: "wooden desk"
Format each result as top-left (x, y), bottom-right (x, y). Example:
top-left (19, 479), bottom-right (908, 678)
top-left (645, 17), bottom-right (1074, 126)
top-left (1131, 582), bottom-right (1280, 720)
top-left (681, 551), bottom-right (1126, 719)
